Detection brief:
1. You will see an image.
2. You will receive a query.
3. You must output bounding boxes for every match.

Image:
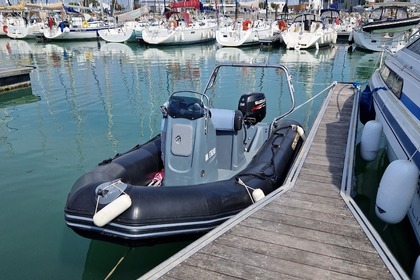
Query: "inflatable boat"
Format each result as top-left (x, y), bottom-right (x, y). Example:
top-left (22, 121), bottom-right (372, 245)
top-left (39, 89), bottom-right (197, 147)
top-left (64, 63), bottom-right (305, 247)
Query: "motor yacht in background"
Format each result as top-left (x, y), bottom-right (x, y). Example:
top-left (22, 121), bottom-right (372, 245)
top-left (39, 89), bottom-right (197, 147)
top-left (350, 3), bottom-right (420, 52)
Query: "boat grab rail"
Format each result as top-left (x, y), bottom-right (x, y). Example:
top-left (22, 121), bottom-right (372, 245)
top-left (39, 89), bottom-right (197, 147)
top-left (202, 63), bottom-right (296, 134)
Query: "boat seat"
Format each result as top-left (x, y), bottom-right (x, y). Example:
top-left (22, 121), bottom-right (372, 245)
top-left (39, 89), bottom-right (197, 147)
top-left (210, 109), bottom-right (246, 171)
top-left (210, 108), bottom-right (243, 132)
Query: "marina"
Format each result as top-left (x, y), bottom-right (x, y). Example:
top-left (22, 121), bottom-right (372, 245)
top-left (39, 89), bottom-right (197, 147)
top-left (0, 4), bottom-right (419, 276)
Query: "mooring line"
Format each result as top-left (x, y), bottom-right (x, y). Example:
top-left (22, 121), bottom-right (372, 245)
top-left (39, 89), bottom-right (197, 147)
top-left (104, 247), bottom-right (133, 280)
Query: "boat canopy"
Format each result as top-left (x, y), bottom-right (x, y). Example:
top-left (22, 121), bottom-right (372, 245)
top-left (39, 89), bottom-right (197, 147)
top-left (369, 5), bottom-right (409, 21)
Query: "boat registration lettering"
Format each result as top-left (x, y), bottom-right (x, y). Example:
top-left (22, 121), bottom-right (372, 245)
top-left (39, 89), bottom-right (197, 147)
top-left (205, 147), bottom-right (216, 161)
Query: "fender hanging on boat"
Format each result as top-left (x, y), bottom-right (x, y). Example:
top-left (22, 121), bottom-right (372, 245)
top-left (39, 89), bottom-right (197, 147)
top-left (375, 160), bottom-right (418, 224)
top-left (358, 85), bottom-right (387, 125)
top-left (359, 84), bottom-right (375, 125)
top-left (360, 120), bottom-right (382, 161)
top-left (93, 194), bottom-right (132, 227)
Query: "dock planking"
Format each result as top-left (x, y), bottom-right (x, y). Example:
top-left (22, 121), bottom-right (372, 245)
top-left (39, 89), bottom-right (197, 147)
top-left (0, 66), bottom-right (36, 92)
top-left (140, 83), bottom-right (392, 279)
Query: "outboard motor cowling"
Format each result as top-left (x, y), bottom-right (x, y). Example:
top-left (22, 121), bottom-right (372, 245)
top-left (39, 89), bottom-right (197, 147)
top-left (238, 93), bottom-right (266, 125)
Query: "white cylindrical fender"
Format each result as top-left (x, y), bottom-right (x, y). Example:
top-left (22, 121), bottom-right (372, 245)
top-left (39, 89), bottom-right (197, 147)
top-left (63, 27), bottom-right (70, 33)
top-left (93, 194), bottom-right (132, 227)
top-left (360, 120), bottom-right (382, 161)
top-left (375, 160), bottom-right (418, 224)
top-left (252, 188), bottom-right (265, 202)
top-left (413, 255), bottom-right (420, 280)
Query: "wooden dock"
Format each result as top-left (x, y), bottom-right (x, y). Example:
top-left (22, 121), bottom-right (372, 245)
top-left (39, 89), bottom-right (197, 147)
top-left (0, 66), bottom-right (36, 93)
top-left (140, 83), bottom-right (394, 279)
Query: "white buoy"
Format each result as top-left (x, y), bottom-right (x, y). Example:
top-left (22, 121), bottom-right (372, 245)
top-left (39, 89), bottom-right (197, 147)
top-left (252, 188), bottom-right (265, 202)
top-left (413, 255), bottom-right (420, 280)
top-left (360, 120), bottom-right (382, 161)
top-left (375, 160), bottom-right (418, 224)
top-left (93, 194), bottom-right (132, 227)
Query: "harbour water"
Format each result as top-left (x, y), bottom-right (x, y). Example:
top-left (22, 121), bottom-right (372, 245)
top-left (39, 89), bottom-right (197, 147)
top-left (0, 38), bottom-right (381, 279)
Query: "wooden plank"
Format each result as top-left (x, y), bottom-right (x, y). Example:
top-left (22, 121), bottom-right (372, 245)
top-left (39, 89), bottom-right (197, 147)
top-left (227, 225), bottom-right (389, 271)
top-left (294, 177), bottom-right (342, 195)
top-left (213, 233), bottom-right (391, 279)
top-left (164, 262), bottom-right (237, 280)
top-left (196, 241), bottom-right (367, 280)
top-left (260, 202), bottom-right (360, 229)
top-left (272, 194), bottom-right (351, 216)
top-left (183, 251), bottom-right (298, 279)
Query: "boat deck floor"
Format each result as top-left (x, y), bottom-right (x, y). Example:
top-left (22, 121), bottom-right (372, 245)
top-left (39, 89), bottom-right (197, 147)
top-left (140, 83), bottom-right (393, 279)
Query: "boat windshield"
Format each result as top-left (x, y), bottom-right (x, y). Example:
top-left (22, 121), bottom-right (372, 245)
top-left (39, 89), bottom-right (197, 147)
top-left (406, 36), bottom-right (420, 55)
top-left (370, 7), bottom-right (408, 21)
top-left (167, 91), bottom-right (206, 120)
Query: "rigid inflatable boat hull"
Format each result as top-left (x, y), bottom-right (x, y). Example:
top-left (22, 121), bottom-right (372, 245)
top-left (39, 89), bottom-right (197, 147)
top-left (65, 120), bottom-right (303, 247)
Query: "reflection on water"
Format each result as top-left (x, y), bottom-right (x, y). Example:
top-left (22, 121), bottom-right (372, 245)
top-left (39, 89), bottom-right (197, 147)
top-left (0, 87), bottom-right (40, 108)
top-left (215, 47), bottom-right (269, 64)
top-left (0, 37), bottom-right (381, 279)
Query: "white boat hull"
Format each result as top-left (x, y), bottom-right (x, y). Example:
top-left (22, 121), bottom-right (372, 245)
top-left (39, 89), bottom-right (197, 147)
top-left (43, 26), bottom-right (105, 40)
top-left (368, 39), bottom-right (420, 244)
top-left (216, 26), bottom-right (272, 47)
top-left (6, 24), bottom-right (43, 39)
top-left (352, 28), bottom-right (418, 52)
top-left (282, 24), bottom-right (337, 50)
top-left (98, 27), bottom-right (136, 43)
top-left (142, 26), bottom-right (216, 45)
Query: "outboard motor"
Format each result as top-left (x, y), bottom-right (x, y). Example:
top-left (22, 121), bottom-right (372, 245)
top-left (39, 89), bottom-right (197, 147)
top-left (238, 92), bottom-right (266, 125)
top-left (238, 93), bottom-right (268, 153)
top-left (161, 92), bottom-right (218, 187)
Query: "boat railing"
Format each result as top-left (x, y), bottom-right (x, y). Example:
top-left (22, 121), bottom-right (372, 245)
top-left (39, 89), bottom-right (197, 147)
top-left (202, 63), bottom-right (296, 133)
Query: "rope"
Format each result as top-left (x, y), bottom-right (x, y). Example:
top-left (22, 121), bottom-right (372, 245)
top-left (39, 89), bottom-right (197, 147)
top-left (94, 179), bottom-right (127, 215)
top-left (352, 81), bottom-right (368, 91)
top-left (104, 247), bottom-right (132, 280)
top-left (355, 83), bottom-right (387, 95)
top-left (236, 177), bottom-right (255, 204)
top-left (409, 146), bottom-right (420, 162)
top-left (292, 81), bottom-right (337, 113)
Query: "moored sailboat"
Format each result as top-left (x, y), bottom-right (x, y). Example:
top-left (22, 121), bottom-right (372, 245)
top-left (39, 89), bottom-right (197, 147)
top-left (142, 6), bottom-right (217, 46)
top-left (281, 13), bottom-right (337, 50)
